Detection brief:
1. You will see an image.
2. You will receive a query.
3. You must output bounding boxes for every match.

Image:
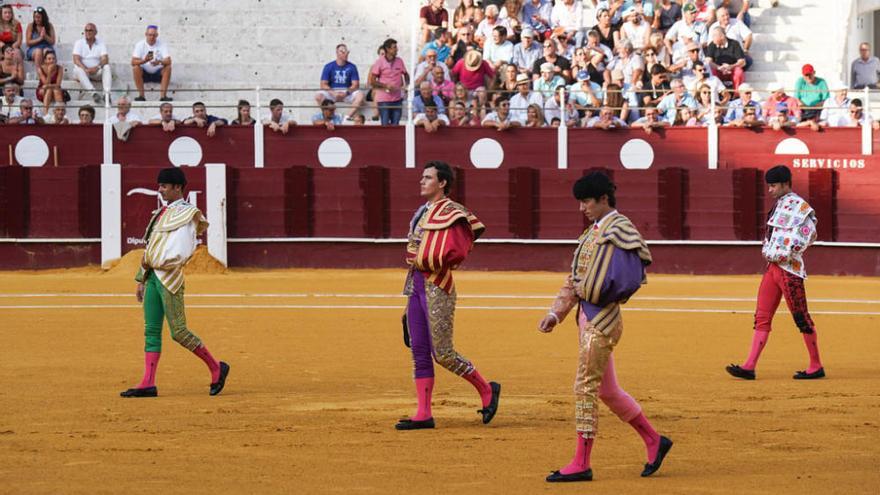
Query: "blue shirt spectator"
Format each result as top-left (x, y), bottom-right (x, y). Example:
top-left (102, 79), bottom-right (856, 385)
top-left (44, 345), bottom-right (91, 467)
top-left (413, 81), bottom-right (446, 114)
top-left (321, 47), bottom-right (360, 90)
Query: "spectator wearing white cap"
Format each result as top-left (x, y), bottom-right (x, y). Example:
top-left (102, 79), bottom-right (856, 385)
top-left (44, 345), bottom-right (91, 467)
top-left (819, 81), bottom-right (850, 127)
top-left (512, 27), bottom-right (542, 75)
top-left (568, 70), bottom-right (603, 117)
top-left (851, 42), bottom-right (880, 89)
top-left (620, 7), bottom-right (651, 52)
top-left (763, 82), bottom-right (801, 121)
top-left (723, 82), bottom-right (761, 123)
top-left (510, 73), bottom-right (544, 123)
top-left (533, 62), bottom-right (566, 98)
top-left (483, 25), bottom-right (515, 69)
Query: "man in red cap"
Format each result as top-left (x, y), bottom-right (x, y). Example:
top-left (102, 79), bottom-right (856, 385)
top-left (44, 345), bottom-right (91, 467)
top-left (794, 64), bottom-right (829, 122)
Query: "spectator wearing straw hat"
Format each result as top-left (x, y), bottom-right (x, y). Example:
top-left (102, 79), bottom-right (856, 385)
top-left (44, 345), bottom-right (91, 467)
top-left (763, 82), bottom-right (801, 121)
top-left (510, 72), bottom-right (544, 122)
top-left (512, 27), bottom-right (542, 74)
top-left (131, 24), bottom-right (173, 102)
top-left (533, 62), bottom-right (566, 99)
top-left (794, 64), bottom-right (828, 122)
top-left (452, 49), bottom-right (495, 92)
top-left (819, 81), bottom-right (850, 127)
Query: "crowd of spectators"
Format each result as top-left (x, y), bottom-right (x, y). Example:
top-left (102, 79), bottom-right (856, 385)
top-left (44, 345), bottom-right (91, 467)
top-left (0, 1), bottom-right (876, 131)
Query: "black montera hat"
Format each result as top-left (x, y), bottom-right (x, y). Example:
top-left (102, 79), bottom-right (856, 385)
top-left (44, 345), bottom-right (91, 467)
top-left (765, 165), bottom-right (791, 184)
top-left (157, 167), bottom-right (187, 186)
top-left (573, 171), bottom-right (616, 201)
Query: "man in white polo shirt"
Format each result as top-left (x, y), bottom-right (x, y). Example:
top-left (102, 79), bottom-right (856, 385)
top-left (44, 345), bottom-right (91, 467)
top-left (131, 24), bottom-right (172, 102)
top-left (72, 23), bottom-right (111, 104)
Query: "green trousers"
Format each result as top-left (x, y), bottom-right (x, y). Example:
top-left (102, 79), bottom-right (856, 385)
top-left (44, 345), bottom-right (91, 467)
top-left (143, 272), bottom-right (203, 353)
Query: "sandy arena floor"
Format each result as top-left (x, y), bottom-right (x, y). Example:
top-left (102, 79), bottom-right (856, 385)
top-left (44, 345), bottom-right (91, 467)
top-left (0, 256), bottom-right (878, 494)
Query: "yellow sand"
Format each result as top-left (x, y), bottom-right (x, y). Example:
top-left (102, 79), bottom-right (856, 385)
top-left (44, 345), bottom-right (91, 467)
top-left (0, 267), bottom-right (877, 494)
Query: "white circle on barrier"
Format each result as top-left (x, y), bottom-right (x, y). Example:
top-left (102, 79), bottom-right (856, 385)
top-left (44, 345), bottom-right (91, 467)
top-left (774, 138), bottom-right (810, 155)
top-left (14, 135), bottom-right (49, 167)
top-left (317, 137), bottom-right (352, 168)
top-left (469, 138), bottom-right (504, 169)
top-left (619, 138), bottom-right (654, 169)
top-left (168, 136), bottom-right (203, 167)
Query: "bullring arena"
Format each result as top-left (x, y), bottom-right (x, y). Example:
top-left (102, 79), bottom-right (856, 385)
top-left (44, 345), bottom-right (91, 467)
top-left (2, 0), bottom-right (880, 494)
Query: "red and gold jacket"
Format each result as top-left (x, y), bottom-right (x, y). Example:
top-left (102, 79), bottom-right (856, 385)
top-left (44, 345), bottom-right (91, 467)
top-left (405, 197), bottom-right (485, 293)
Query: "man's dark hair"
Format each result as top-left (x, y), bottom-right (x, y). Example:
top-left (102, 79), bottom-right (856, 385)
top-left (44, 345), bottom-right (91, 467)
top-left (192, 101), bottom-right (205, 109)
top-left (493, 25), bottom-right (507, 38)
top-left (764, 165), bottom-right (792, 185)
top-left (383, 38), bottom-right (397, 51)
top-left (434, 27), bottom-right (447, 38)
top-left (321, 99), bottom-right (335, 108)
top-left (424, 99), bottom-right (437, 109)
top-left (651, 64), bottom-right (667, 75)
top-left (336, 43), bottom-right (347, 51)
top-left (424, 160), bottom-right (454, 195)
top-left (852, 98), bottom-right (863, 108)
top-left (79, 104), bottom-right (95, 119)
top-left (269, 98), bottom-right (283, 108)
top-left (573, 171), bottom-right (617, 207)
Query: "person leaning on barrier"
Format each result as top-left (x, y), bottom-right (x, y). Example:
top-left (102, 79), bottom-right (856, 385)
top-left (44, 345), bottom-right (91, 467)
top-left (231, 100), bottom-right (255, 126)
top-left (768, 102), bottom-right (797, 131)
top-left (723, 82), bottom-right (761, 123)
top-left (481, 94), bottom-right (520, 130)
top-left (9, 98), bottom-right (42, 124)
top-left (510, 72), bottom-right (544, 123)
top-left (413, 99), bottom-right (449, 133)
top-left (819, 82), bottom-right (850, 128)
top-left (149, 102), bottom-right (181, 133)
top-left (183, 102), bottom-right (227, 137)
top-left (631, 105), bottom-right (669, 134)
top-left (262, 98), bottom-right (297, 135)
top-left (315, 43), bottom-right (364, 122)
top-left (46, 101), bottom-right (68, 124)
top-left (109, 96), bottom-right (143, 126)
top-left (824, 98), bottom-right (880, 129)
top-left (586, 106), bottom-right (628, 130)
top-left (72, 23), bottom-right (112, 104)
top-left (728, 105), bottom-right (763, 129)
top-left (544, 86), bottom-right (579, 126)
top-left (311, 99), bottom-right (342, 131)
top-left (78, 104), bottom-right (95, 125)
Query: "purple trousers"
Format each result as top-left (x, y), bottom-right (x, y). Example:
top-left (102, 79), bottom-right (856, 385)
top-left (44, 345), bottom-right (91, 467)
top-left (407, 270), bottom-right (474, 379)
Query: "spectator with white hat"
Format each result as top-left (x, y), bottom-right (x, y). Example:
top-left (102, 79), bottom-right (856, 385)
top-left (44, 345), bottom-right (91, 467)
top-left (819, 80), bottom-right (850, 127)
top-left (533, 62), bottom-right (566, 98)
top-left (723, 82), bottom-right (762, 123)
top-left (510, 72), bottom-right (544, 123)
top-left (620, 7), bottom-right (651, 52)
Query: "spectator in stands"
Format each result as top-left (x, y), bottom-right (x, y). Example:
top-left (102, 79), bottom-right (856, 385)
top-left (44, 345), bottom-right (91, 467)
top-left (0, 5), bottom-right (22, 61)
top-left (665, 3), bottom-right (704, 56)
top-left (232, 100), bottom-right (256, 125)
top-left (453, 0), bottom-right (484, 32)
top-left (688, 60), bottom-right (728, 105)
top-left (607, 40), bottom-right (644, 88)
top-left (657, 77), bottom-right (697, 123)
top-left (0, 82), bottom-right (21, 119)
top-left (352, 113), bottom-right (366, 125)
top-left (24, 7), bottom-right (55, 67)
top-left (640, 64), bottom-right (671, 107)
top-left (794, 64), bottom-right (828, 122)
top-left (693, 0), bottom-right (715, 24)
top-left (131, 25), bottom-right (172, 102)
top-left (46, 101), bottom-right (68, 124)
top-left (763, 83), bottom-right (801, 121)
top-left (482, 94), bottom-right (521, 130)
top-left (654, 0), bottom-right (682, 33)
top-left (512, 27), bottom-right (541, 74)
top-left (311, 99), bottom-right (343, 130)
top-left (452, 49), bottom-right (494, 99)
top-left (586, 105), bottom-right (628, 129)
top-left (604, 83), bottom-right (632, 123)
top-left (263, 98), bottom-right (296, 134)
top-left (673, 106), bottom-right (698, 126)
top-left (448, 100), bottom-right (475, 126)
top-left (421, 28), bottom-right (452, 65)
top-left (646, 31), bottom-right (671, 67)
top-left (0, 43), bottom-right (24, 86)
top-left (183, 102), bottom-right (227, 137)
top-left (369, 38), bottom-right (410, 126)
top-left (524, 103), bottom-right (545, 127)
top-left (819, 82), bottom-right (849, 127)
top-left (510, 72), bottom-right (544, 122)
top-left (620, 7), bottom-right (651, 52)
top-left (450, 25), bottom-right (479, 67)
top-left (149, 102), bottom-right (181, 132)
top-left (543, 87), bottom-right (579, 126)
top-left (414, 99), bottom-right (450, 132)
top-left (724, 82), bottom-right (761, 123)
top-left (109, 96), bottom-right (143, 125)
top-left (523, 0), bottom-right (553, 39)
top-left (711, 8), bottom-right (752, 70)
top-left (728, 105), bottom-right (763, 128)
top-left (429, 65), bottom-right (455, 102)
top-left (420, 0), bottom-right (449, 45)
top-left (851, 43), bottom-right (880, 89)
top-left (583, 30), bottom-right (614, 84)
top-left (9, 98), bottom-right (41, 124)
top-left (414, 80), bottom-right (446, 115)
top-left (78, 104), bottom-right (95, 124)
top-left (625, 0), bottom-right (656, 25)
top-left (484, 26), bottom-right (514, 69)
top-left (569, 70), bottom-right (603, 117)
top-left (551, 0), bottom-right (585, 48)
top-left (595, 8), bottom-right (617, 52)
top-left (476, 5), bottom-right (512, 47)
top-left (414, 48), bottom-right (451, 85)
top-left (496, 63), bottom-right (520, 94)
top-left (531, 38), bottom-right (572, 82)
top-left (670, 38), bottom-right (701, 81)
top-left (717, 0), bottom-right (751, 27)
top-left (704, 26), bottom-right (745, 89)
top-left (73, 23), bottom-right (112, 104)
top-left (824, 98), bottom-right (879, 129)
top-left (693, 83), bottom-right (715, 123)
top-left (533, 62), bottom-right (566, 98)
top-left (36, 49), bottom-right (63, 115)
top-left (769, 102), bottom-right (798, 131)
top-left (632, 105), bottom-right (670, 134)
top-left (315, 43), bottom-right (364, 122)
top-left (500, 0), bottom-right (524, 34)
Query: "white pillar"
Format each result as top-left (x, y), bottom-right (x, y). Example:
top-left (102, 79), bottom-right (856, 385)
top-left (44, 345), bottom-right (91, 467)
top-left (708, 91), bottom-right (718, 169)
top-left (100, 163), bottom-right (121, 268)
top-left (204, 163), bottom-right (228, 267)
top-left (254, 86), bottom-right (265, 168)
top-left (862, 86), bottom-right (873, 156)
top-left (406, 123), bottom-right (416, 168)
top-left (405, 0), bottom-right (419, 169)
top-left (557, 86), bottom-right (568, 169)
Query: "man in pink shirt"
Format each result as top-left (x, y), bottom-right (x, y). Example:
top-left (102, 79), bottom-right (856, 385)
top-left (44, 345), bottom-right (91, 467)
top-left (452, 50), bottom-right (495, 111)
top-left (369, 38), bottom-right (410, 125)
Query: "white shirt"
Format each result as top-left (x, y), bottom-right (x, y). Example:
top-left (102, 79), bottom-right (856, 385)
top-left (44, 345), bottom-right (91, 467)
top-left (109, 110), bottom-right (143, 124)
top-left (132, 39), bottom-right (171, 73)
top-left (414, 61), bottom-right (451, 82)
top-left (621, 21), bottom-right (650, 50)
top-left (413, 113), bottom-right (450, 126)
top-left (551, 1), bottom-right (584, 31)
top-left (150, 112), bottom-right (183, 123)
top-left (0, 95), bottom-right (22, 117)
top-left (482, 111), bottom-right (515, 125)
top-left (665, 20), bottom-right (706, 44)
top-left (509, 91), bottom-right (544, 123)
top-left (708, 19), bottom-right (751, 47)
top-left (483, 40), bottom-right (515, 65)
top-left (475, 18), bottom-right (512, 41)
top-left (262, 113), bottom-right (293, 125)
top-left (687, 75), bottom-right (726, 102)
top-left (73, 38), bottom-right (108, 68)
top-left (819, 96), bottom-right (850, 125)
